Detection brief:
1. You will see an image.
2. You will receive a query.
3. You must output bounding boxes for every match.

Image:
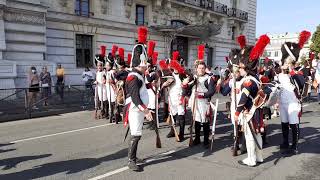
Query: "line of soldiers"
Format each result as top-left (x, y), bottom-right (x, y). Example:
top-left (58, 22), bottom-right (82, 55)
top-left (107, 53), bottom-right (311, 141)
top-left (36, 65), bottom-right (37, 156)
top-left (93, 26), bottom-right (311, 171)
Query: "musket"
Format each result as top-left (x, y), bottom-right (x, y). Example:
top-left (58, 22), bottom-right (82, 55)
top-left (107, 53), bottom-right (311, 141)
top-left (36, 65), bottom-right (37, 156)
top-left (94, 85), bottom-right (99, 119)
top-left (232, 74), bottom-right (239, 156)
top-left (154, 77), bottom-right (162, 148)
top-left (189, 77), bottom-right (198, 147)
top-left (168, 95), bottom-right (180, 142)
top-left (210, 98), bottom-right (219, 151)
top-left (123, 125), bottom-right (130, 142)
top-left (107, 71), bottom-right (113, 122)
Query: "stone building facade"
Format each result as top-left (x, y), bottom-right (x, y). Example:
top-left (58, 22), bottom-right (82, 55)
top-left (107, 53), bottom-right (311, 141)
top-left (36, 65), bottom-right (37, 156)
top-left (0, 0), bottom-right (256, 89)
top-left (263, 32), bottom-right (312, 63)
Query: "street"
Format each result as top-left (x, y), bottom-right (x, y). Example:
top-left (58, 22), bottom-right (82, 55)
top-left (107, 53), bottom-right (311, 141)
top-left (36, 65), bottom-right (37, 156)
top-left (0, 98), bottom-right (319, 180)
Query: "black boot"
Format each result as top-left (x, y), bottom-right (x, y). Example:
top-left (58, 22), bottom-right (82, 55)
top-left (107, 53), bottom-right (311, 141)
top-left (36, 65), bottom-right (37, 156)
top-left (262, 127), bottom-right (268, 147)
top-left (178, 115), bottom-right (185, 141)
top-left (280, 123), bottom-right (289, 149)
top-left (193, 121), bottom-right (201, 145)
top-left (128, 136), bottom-right (142, 171)
top-left (163, 103), bottom-right (169, 122)
top-left (239, 131), bottom-right (247, 154)
top-left (166, 127), bottom-right (175, 138)
top-left (109, 102), bottom-right (115, 123)
top-left (203, 122), bottom-right (210, 148)
top-left (290, 124), bottom-right (299, 154)
top-left (115, 106), bottom-right (122, 124)
top-left (104, 100), bottom-right (109, 119)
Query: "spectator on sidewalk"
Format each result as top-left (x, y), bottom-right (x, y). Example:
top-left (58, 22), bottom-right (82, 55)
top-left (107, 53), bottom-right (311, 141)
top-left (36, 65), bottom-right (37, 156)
top-left (28, 66), bottom-right (40, 110)
top-left (40, 66), bottom-right (52, 106)
top-left (82, 67), bottom-right (94, 88)
top-left (56, 64), bottom-right (65, 102)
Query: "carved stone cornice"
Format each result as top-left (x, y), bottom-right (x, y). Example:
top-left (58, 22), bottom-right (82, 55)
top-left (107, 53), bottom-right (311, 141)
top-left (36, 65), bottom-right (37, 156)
top-left (4, 9), bottom-right (45, 25)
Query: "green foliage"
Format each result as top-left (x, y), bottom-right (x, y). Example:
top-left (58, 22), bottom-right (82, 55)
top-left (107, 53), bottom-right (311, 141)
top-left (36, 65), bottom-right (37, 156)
top-left (310, 25), bottom-right (320, 54)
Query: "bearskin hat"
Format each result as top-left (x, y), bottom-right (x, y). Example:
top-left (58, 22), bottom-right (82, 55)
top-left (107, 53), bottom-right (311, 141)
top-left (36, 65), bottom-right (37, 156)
top-left (130, 26), bottom-right (148, 68)
top-left (115, 47), bottom-right (125, 67)
top-left (159, 59), bottom-right (173, 77)
top-left (280, 30), bottom-right (311, 66)
top-left (95, 45), bottom-right (106, 66)
top-left (239, 34), bottom-right (270, 74)
top-left (227, 48), bottom-right (241, 72)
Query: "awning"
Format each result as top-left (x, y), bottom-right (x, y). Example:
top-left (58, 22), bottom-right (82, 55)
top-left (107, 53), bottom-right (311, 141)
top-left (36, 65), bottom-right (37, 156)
top-left (151, 23), bottom-right (222, 39)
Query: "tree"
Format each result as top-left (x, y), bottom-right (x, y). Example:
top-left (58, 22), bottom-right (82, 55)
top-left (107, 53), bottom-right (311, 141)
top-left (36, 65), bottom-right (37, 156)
top-left (310, 25), bottom-right (320, 54)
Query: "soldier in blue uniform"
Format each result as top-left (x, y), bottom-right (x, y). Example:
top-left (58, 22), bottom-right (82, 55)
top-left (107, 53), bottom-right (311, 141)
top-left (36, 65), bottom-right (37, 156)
top-left (235, 35), bottom-right (270, 167)
top-left (123, 26), bottom-right (153, 171)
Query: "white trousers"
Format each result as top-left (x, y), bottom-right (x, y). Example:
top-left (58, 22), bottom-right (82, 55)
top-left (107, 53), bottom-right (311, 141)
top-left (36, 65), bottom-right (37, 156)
top-left (128, 107), bottom-right (144, 136)
top-left (243, 122), bottom-right (263, 166)
top-left (279, 102), bottom-right (300, 124)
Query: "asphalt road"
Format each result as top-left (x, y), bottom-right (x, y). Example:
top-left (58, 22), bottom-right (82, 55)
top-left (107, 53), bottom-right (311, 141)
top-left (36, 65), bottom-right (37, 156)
top-left (0, 97), bottom-right (319, 180)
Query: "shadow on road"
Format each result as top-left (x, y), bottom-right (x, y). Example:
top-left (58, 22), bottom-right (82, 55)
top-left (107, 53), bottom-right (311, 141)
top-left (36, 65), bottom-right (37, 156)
top-left (0, 149), bottom-right (127, 179)
top-left (0, 143), bottom-right (16, 154)
top-left (0, 154), bottom-right (51, 171)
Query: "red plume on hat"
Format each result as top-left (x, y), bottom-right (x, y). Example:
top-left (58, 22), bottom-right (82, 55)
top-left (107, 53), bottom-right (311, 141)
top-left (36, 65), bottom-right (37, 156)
top-left (118, 47), bottom-right (124, 60)
top-left (249, 34), bottom-right (270, 61)
top-left (298, 30), bottom-right (311, 49)
top-left (147, 41), bottom-right (156, 58)
top-left (138, 26), bottom-right (148, 44)
top-left (198, 44), bottom-right (205, 60)
top-left (169, 59), bottom-right (185, 74)
top-left (127, 53), bottom-right (132, 65)
top-left (159, 59), bottom-right (168, 70)
top-left (100, 46), bottom-right (106, 57)
top-left (237, 35), bottom-right (246, 49)
top-left (111, 45), bottom-right (118, 57)
top-left (172, 51), bottom-right (179, 61)
top-left (152, 51), bottom-right (158, 65)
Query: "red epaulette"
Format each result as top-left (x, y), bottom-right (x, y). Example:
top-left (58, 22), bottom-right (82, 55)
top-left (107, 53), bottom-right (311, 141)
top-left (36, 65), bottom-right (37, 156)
top-left (126, 75), bottom-right (135, 82)
top-left (243, 79), bottom-right (252, 87)
top-left (297, 71), bottom-right (303, 75)
top-left (289, 70), bottom-right (296, 76)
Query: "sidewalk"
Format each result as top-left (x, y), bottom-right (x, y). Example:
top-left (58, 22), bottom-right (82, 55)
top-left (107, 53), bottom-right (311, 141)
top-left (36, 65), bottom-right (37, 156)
top-left (0, 91), bottom-right (94, 122)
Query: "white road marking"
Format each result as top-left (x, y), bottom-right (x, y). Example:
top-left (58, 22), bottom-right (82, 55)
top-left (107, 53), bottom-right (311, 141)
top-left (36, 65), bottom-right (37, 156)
top-left (10, 123), bottom-right (115, 143)
top-left (88, 167), bottom-right (129, 180)
top-left (88, 150), bottom-right (176, 180)
top-left (302, 103), bottom-right (310, 108)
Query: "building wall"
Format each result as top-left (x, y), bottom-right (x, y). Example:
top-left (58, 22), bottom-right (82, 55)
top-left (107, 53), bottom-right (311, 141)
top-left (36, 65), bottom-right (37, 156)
top-left (264, 32), bottom-right (312, 63)
top-left (0, 0), bottom-right (257, 89)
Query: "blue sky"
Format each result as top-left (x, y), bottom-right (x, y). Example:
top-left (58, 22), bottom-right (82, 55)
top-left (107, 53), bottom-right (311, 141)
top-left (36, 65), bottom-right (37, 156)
top-left (256, 0), bottom-right (319, 36)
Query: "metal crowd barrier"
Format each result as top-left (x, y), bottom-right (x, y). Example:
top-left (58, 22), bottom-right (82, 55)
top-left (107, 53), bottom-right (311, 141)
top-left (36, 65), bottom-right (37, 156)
top-left (0, 84), bottom-right (96, 121)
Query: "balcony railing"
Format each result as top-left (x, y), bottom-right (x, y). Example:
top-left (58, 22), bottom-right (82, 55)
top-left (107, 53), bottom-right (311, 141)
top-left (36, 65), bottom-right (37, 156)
top-left (75, 10), bottom-right (95, 17)
top-left (175, 0), bottom-right (228, 15)
top-left (227, 8), bottom-right (248, 21)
